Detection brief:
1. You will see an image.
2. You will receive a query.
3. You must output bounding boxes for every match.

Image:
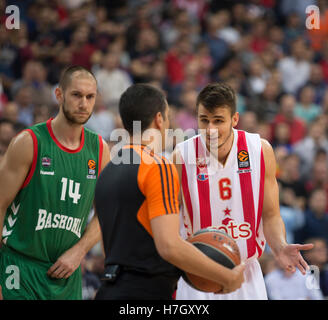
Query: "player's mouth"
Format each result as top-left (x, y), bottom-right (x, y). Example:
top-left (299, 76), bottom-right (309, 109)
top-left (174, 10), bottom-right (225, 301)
top-left (206, 135), bottom-right (219, 141)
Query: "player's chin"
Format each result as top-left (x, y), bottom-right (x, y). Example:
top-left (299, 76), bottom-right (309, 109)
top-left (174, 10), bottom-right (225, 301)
top-left (73, 114), bottom-right (91, 124)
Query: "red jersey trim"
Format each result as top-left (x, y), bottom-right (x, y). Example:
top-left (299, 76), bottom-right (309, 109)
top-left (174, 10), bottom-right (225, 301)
top-left (98, 135), bottom-right (103, 176)
top-left (21, 129), bottom-right (38, 189)
top-left (181, 160), bottom-right (194, 233)
top-left (255, 149), bottom-right (265, 258)
top-left (46, 118), bottom-right (85, 153)
top-left (237, 130), bottom-right (256, 258)
top-left (194, 136), bottom-right (212, 229)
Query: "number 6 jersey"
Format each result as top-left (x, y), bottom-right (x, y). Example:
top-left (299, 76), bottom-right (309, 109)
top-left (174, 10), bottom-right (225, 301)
top-left (2, 118), bottom-right (103, 263)
top-left (176, 129), bottom-right (266, 262)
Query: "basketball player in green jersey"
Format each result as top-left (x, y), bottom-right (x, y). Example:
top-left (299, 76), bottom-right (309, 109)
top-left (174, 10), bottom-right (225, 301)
top-left (0, 66), bottom-right (110, 299)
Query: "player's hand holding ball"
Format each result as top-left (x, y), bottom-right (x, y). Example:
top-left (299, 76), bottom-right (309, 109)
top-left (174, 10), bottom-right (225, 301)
top-left (183, 228), bottom-right (245, 294)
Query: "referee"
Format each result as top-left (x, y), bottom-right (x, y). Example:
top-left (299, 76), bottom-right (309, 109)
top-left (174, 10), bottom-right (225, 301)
top-left (94, 84), bottom-right (245, 300)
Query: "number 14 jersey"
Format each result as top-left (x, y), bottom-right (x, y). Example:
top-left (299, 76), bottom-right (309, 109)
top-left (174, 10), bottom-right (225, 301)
top-left (2, 119), bottom-right (103, 263)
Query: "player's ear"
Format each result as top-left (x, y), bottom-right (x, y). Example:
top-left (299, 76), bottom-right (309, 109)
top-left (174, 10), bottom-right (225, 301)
top-left (232, 112), bottom-right (239, 128)
top-left (55, 87), bottom-right (64, 106)
top-left (154, 111), bottom-right (164, 130)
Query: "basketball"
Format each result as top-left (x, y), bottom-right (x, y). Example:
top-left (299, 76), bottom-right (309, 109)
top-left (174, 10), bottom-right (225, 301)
top-left (182, 227), bottom-right (241, 293)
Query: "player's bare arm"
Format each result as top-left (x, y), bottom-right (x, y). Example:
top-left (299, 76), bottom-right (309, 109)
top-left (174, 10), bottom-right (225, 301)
top-left (261, 138), bottom-right (313, 275)
top-left (47, 139), bottom-right (110, 279)
top-left (151, 214), bottom-right (245, 293)
top-left (0, 131), bottom-right (34, 247)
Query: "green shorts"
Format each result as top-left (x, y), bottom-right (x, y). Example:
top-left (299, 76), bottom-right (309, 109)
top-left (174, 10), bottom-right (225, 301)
top-left (0, 246), bottom-right (82, 300)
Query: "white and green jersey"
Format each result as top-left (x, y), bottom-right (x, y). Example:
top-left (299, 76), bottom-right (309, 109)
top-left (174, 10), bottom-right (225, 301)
top-left (2, 118), bottom-right (103, 263)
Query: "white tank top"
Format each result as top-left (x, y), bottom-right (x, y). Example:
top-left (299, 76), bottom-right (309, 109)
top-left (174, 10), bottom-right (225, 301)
top-left (176, 129), bottom-right (266, 262)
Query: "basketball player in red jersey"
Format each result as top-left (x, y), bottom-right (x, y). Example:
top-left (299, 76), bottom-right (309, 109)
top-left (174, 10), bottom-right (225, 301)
top-left (172, 83), bottom-right (314, 299)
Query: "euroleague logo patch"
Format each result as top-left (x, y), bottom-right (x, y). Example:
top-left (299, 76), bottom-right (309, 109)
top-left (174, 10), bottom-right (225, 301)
top-left (41, 156), bottom-right (52, 168)
top-left (237, 150), bottom-right (250, 169)
top-left (87, 159), bottom-right (97, 179)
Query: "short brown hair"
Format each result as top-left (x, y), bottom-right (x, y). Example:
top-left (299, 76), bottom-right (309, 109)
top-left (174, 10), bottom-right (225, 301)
top-left (59, 65), bottom-right (97, 91)
top-left (196, 82), bottom-right (236, 115)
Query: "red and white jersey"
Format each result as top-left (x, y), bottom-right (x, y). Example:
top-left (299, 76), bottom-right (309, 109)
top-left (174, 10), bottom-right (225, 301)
top-left (176, 129), bottom-right (266, 262)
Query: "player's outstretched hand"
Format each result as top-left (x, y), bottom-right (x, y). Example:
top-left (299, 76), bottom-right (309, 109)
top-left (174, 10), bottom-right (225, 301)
top-left (47, 246), bottom-right (84, 279)
top-left (218, 262), bottom-right (245, 294)
top-left (0, 285), bottom-right (3, 300)
top-left (275, 243), bottom-right (314, 275)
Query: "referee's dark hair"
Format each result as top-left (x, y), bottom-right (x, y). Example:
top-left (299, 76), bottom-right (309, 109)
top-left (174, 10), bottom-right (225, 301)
top-left (59, 65), bottom-right (97, 91)
top-left (119, 83), bottom-right (167, 135)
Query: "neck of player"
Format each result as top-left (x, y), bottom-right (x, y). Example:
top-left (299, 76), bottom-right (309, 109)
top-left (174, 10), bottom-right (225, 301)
top-left (51, 114), bottom-right (83, 149)
top-left (208, 129), bottom-right (234, 166)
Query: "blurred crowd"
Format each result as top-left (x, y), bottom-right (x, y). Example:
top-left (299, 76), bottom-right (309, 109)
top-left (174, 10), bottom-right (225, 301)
top-left (1, 0), bottom-right (328, 300)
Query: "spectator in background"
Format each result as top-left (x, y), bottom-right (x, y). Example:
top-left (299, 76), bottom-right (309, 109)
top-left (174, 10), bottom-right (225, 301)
top-left (305, 151), bottom-right (328, 211)
top-left (203, 12), bottom-right (230, 74)
top-left (216, 9), bottom-right (241, 48)
top-left (278, 38), bottom-right (311, 95)
top-left (11, 60), bottom-right (54, 107)
top-left (68, 24), bottom-right (95, 70)
top-left (303, 237), bottom-right (328, 298)
top-left (225, 75), bottom-right (246, 115)
top-left (271, 122), bottom-right (292, 152)
top-left (95, 51), bottom-right (132, 111)
top-left (161, 9), bottom-right (200, 50)
top-left (0, 118), bottom-right (16, 152)
top-left (148, 59), bottom-right (170, 96)
top-left (244, 57), bottom-right (270, 97)
top-left (296, 189), bottom-right (328, 245)
top-left (319, 40), bottom-right (328, 83)
top-left (1, 102), bottom-right (19, 124)
top-left (279, 0), bottom-right (317, 24)
top-left (47, 47), bottom-right (73, 86)
top-left (282, 12), bottom-right (305, 45)
top-left (295, 85), bottom-right (321, 124)
top-left (13, 85), bottom-right (35, 127)
top-left (165, 35), bottom-right (194, 102)
top-left (306, 64), bottom-right (327, 105)
top-left (271, 94), bottom-right (306, 145)
top-left (278, 181), bottom-right (305, 245)
top-left (0, 23), bottom-right (19, 83)
top-left (172, 0), bottom-right (208, 22)
top-left (238, 110), bottom-right (258, 133)
top-left (249, 18), bottom-right (269, 55)
top-left (129, 28), bottom-right (162, 83)
top-left (277, 153), bottom-right (307, 210)
top-left (173, 89), bottom-right (198, 134)
top-left (293, 119), bottom-right (328, 179)
top-left (247, 79), bottom-right (281, 123)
